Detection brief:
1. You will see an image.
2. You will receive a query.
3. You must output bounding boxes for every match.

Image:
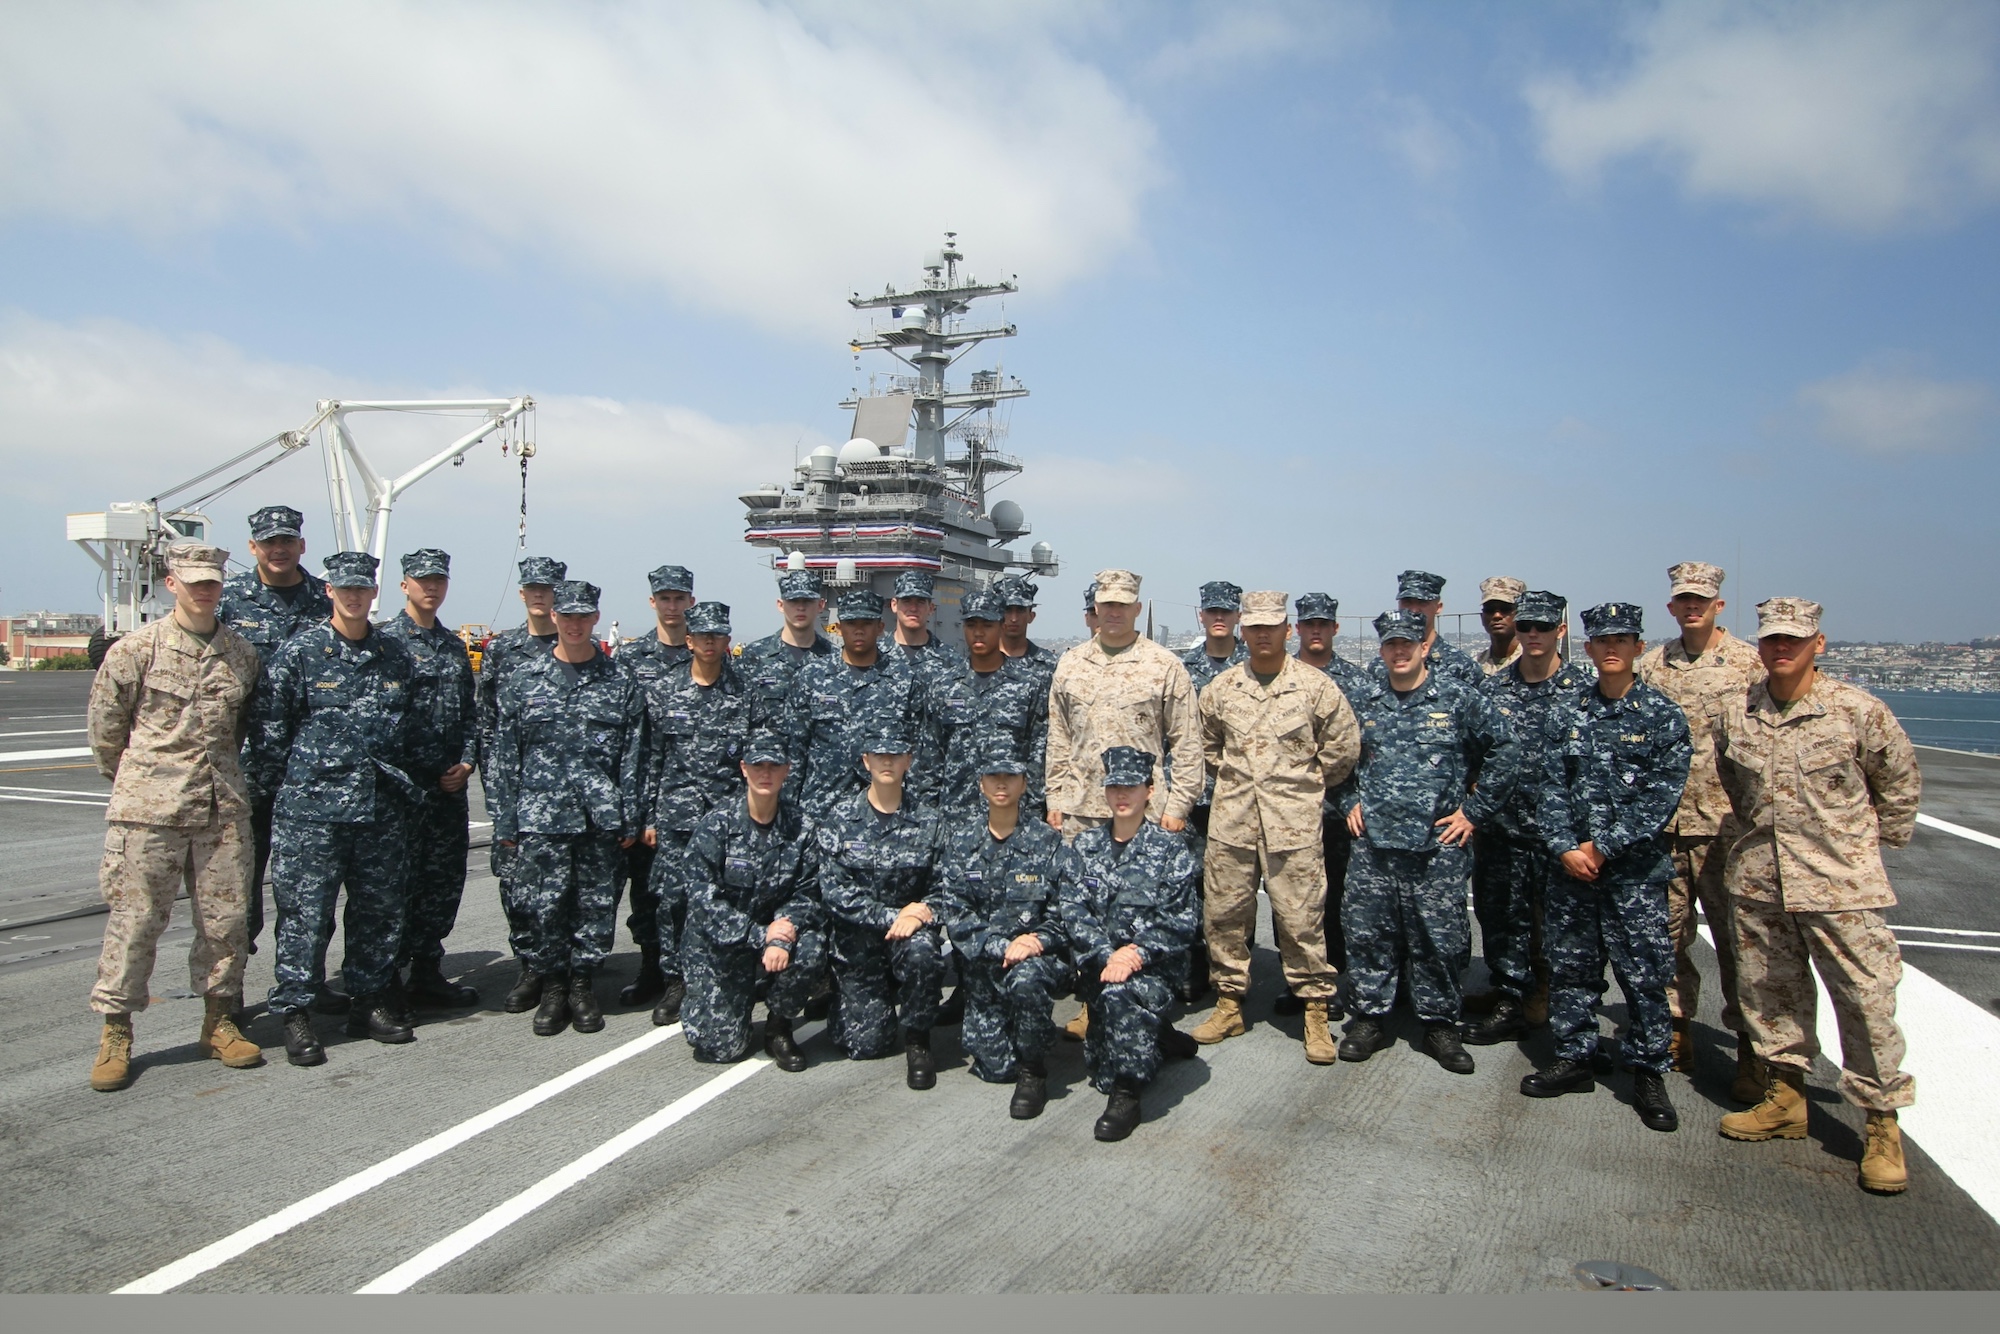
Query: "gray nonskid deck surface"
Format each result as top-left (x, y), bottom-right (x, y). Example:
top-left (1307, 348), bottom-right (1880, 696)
top-left (2, 857), bottom-right (1996, 1294)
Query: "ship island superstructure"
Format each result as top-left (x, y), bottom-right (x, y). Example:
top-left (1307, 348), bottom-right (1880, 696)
top-left (741, 236), bottom-right (1059, 638)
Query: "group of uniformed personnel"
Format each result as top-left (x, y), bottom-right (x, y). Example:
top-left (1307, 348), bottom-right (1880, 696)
top-left (83, 510), bottom-right (1924, 1182)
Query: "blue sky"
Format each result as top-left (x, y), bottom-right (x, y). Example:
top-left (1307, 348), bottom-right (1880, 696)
top-left (4, 1), bottom-right (1997, 642)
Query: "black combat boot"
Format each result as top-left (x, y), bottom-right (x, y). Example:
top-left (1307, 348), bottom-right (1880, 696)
top-left (1271, 990), bottom-right (1305, 1017)
top-left (1462, 996), bottom-right (1529, 1046)
top-left (533, 973), bottom-right (571, 1036)
top-left (618, 942), bottom-right (666, 1006)
top-left (1422, 1023), bottom-right (1474, 1075)
top-left (1337, 1016), bottom-right (1393, 1063)
top-left (1631, 1068), bottom-right (1680, 1132)
top-left (346, 992), bottom-right (415, 1044)
top-left (1093, 1077), bottom-right (1143, 1142)
top-left (407, 959), bottom-right (480, 1008)
top-left (568, 970), bottom-right (605, 1033)
top-left (282, 1009), bottom-right (325, 1067)
top-left (1520, 1057), bottom-right (1595, 1098)
top-left (504, 963), bottom-right (544, 1014)
top-left (764, 1015), bottom-right (807, 1072)
top-left (1158, 1020), bottom-right (1200, 1061)
top-left (904, 1028), bottom-right (936, 1090)
top-left (383, 969), bottom-right (415, 1025)
top-left (1010, 1060), bottom-right (1048, 1119)
top-left (314, 983), bottom-right (352, 1015)
top-left (651, 975), bottom-right (686, 1026)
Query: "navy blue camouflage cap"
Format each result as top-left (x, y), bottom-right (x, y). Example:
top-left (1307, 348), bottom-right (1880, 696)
top-left (1198, 580), bottom-right (1243, 612)
top-left (400, 548), bottom-right (450, 578)
top-left (647, 564), bottom-right (694, 595)
top-left (1101, 745), bottom-right (1156, 787)
top-left (553, 580), bottom-right (601, 615)
top-left (1295, 592), bottom-right (1339, 622)
top-left (972, 729), bottom-right (1029, 776)
top-left (961, 588), bottom-right (1006, 622)
top-left (893, 570), bottom-right (935, 600)
top-left (248, 505), bottom-right (305, 540)
top-left (776, 569), bottom-right (823, 601)
top-left (685, 600), bottom-right (730, 635)
top-left (998, 575), bottom-right (1039, 608)
top-left (1580, 602), bottom-right (1643, 638)
top-left (1396, 570), bottom-right (1446, 602)
top-left (1515, 590), bottom-right (1567, 625)
top-left (323, 550), bottom-right (380, 588)
top-left (518, 556), bottom-right (566, 587)
top-left (858, 720), bottom-right (914, 756)
top-left (742, 731), bottom-right (790, 765)
top-left (1373, 609), bottom-right (1427, 642)
top-left (835, 588), bottom-right (884, 621)
top-left (1083, 580), bottom-right (1099, 611)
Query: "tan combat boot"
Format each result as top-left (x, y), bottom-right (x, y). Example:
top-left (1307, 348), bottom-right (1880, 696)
top-left (1859, 1111), bottom-right (1909, 1194)
top-left (91, 1015), bottom-right (134, 1092)
top-left (1730, 1032), bottom-right (1766, 1104)
top-left (1669, 1017), bottom-right (1696, 1073)
top-left (1523, 963), bottom-right (1550, 1027)
top-left (1302, 1000), bottom-right (1337, 1065)
top-left (1062, 1004), bottom-right (1089, 1042)
top-left (1190, 996), bottom-right (1247, 1045)
top-left (198, 997), bottom-right (265, 1069)
top-left (1719, 1068), bottom-right (1808, 1141)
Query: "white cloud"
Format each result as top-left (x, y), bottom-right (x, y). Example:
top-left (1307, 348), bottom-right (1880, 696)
top-left (0, 312), bottom-right (823, 625)
top-left (0, 1), bottom-right (1160, 337)
top-left (1142, 1), bottom-right (1375, 83)
top-left (1377, 95), bottom-right (1463, 184)
top-left (1799, 361), bottom-right (1993, 454)
top-left (1525, 0), bottom-right (2000, 232)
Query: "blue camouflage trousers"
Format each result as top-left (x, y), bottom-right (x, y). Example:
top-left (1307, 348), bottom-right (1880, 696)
top-left (959, 952), bottom-right (1072, 1082)
top-left (1343, 838), bottom-right (1471, 1024)
top-left (491, 839), bottom-right (535, 961)
top-left (1471, 830), bottom-right (1548, 999)
top-left (1545, 874), bottom-right (1674, 1073)
top-left (268, 811), bottom-right (409, 1013)
top-left (644, 831), bottom-right (692, 977)
top-left (398, 790), bottom-right (469, 968)
top-left (829, 920), bottom-right (945, 1059)
top-left (617, 838), bottom-right (658, 952)
top-left (513, 828), bottom-right (625, 976)
top-left (681, 926), bottom-right (828, 1062)
top-left (1076, 965), bottom-right (1178, 1093)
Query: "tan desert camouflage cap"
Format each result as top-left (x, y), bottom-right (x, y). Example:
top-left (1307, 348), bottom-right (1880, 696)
top-left (1756, 596), bottom-right (1823, 639)
top-left (165, 541), bottom-right (229, 583)
top-left (1093, 569), bottom-right (1142, 604)
top-left (1668, 561), bottom-right (1726, 597)
top-left (1479, 576), bottom-right (1526, 605)
top-left (1240, 590), bottom-right (1288, 627)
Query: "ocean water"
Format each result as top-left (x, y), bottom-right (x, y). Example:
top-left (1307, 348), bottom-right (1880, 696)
top-left (1873, 689), bottom-right (2000, 755)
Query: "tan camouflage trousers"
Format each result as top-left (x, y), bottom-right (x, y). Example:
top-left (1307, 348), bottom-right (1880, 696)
top-left (1668, 834), bottom-right (1742, 1031)
top-left (1055, 812), bottom-right (1106, 844)
top-left (1204, 839), bottom-right (1338, 1001)
top-left (91, 815), bottom-right (251, 1015)
top-left (1732, 896), bottom-right (1915, 1112)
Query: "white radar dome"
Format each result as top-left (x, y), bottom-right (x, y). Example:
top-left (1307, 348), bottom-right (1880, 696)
top-left (837, 438), bottom-right (882, 468)
top-left (990, 500), bottom-right (1026, 536)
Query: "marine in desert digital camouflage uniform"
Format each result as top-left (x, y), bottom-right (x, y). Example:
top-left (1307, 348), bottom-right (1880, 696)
top-left (1714, 597), bottom-right (1921, 1196)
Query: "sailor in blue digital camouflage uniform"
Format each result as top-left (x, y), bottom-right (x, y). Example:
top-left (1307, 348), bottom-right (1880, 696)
top-left (491, 579), bottom-right (646, 1039)
top-left (477, 555), bottom-right (565, 1013)
top-left (1375, 570), bottom-right (1483, 690)
top-left (1462, 591), bottom-right (1596, 1045)
top-left (639, 599), bottom-right (751, 1025)
top-left (815, 723), bottom-right (946, 1088)
top-left (1521, 602), bottom-right (1690, 1133)
top-left (1285, 592), bottom-right (1369, 1006)
top-left (219, 504), bottom-right (332, 957)
top-left (1334, 609), bottom-right (1522, 1076)
top-left (678, 731), bottom-right (822, 1071)
top-left (995, 575), bottom-right (1060, 689)
top-left (738, 569), bottom-right (835, 731)
top-left (932, 730), bottom-right (1073, 1118)
top-left (247, 550), bottom-right (418, 1067)
top-left (887, 570), bottom-right (957, 810)
top-left (783, 589), bottom-right (927, 821)
top-left (1057, 745), bottom-right (1202, 1141)
top-left (612, 563), bottom-right (696, 1008)
top-left (1177, 580), bottom-right (1246, 995)
top-left (376, 548), bottom-right (480, 1012)
top-left (925, 588), bottom-right (1049, 820)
